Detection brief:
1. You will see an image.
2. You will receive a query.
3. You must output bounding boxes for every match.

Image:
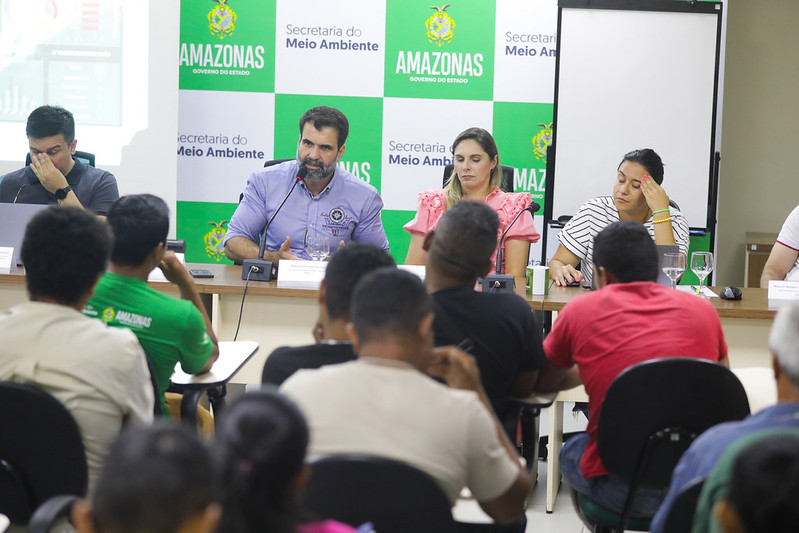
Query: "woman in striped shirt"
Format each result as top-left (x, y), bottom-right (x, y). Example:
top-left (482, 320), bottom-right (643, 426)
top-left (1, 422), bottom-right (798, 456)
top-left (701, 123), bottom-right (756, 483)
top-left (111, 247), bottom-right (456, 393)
top-left (548, 148), bottom-right (689, 288)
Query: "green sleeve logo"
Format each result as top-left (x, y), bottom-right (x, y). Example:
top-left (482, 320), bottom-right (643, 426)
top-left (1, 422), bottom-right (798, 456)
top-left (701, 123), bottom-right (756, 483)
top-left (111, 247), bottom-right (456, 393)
top-left (102, 307), bottom-right (116, 323)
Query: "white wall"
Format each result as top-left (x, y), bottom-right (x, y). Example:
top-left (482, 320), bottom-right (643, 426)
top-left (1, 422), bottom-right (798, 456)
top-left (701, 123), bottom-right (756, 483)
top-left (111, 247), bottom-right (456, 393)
top-left (716, 0), bottom-right (799, 285)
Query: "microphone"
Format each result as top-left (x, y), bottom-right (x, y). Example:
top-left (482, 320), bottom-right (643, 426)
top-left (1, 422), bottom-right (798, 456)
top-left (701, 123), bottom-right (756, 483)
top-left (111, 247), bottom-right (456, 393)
top-left (242, 165), bottom-right (308, 281)
top-left (495, 200), bottom-right (540, 275)
top-left (483, 200), bottom-right (540, 293)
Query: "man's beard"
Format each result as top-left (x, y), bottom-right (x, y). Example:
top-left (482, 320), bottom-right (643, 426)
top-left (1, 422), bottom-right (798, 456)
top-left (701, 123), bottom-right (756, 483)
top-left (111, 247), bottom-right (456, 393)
top-left (297, 156), bottom-right (337, 183)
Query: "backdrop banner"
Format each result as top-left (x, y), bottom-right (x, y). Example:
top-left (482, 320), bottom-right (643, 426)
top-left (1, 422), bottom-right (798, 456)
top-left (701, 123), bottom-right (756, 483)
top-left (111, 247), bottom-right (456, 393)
top-left (177, 0), bottom-right (557, 264)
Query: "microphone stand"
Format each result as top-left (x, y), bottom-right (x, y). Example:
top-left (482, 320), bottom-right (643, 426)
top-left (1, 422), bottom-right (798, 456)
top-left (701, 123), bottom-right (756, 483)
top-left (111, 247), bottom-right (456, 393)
top-left (241, 166), bottom-right (308, 281)
top-left (483, 201), bottom-right (540, 293)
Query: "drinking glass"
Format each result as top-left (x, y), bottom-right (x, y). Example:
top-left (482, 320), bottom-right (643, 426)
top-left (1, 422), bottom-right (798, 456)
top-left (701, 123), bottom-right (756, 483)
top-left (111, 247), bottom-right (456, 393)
top-left (305, 236), bottom-right (329, 261)
top-left (662, 252), bottom-right (686, 290)
top-left (690, 251), bottom-right (714, 297)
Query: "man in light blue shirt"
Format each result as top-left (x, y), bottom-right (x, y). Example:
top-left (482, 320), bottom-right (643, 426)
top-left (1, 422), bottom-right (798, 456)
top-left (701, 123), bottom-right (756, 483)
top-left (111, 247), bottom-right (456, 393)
top-left (224, 106), bottom-right (389, 263)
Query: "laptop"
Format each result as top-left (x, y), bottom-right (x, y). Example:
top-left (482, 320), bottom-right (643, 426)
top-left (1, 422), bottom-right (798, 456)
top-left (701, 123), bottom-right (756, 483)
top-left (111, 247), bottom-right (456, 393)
top-left (0, 203), bottom-right (50, 265)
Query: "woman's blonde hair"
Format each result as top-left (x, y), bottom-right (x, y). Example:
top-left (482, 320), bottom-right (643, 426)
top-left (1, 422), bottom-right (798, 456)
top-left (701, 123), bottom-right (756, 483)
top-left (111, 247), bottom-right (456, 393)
top-left (443, 127), bottom-right (502, 210)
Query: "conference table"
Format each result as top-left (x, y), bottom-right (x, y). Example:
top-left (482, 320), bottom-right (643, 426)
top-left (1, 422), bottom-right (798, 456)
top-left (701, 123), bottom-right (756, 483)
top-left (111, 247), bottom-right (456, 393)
top-left (0, 263), bottom-right (780, 384)
top-left (0, 264), bottom-right (783, 511)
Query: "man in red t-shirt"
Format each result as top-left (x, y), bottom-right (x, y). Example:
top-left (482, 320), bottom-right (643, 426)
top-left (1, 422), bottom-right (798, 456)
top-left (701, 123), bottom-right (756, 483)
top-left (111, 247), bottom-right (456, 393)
top-left (535, 221), bottom-right (729, 518)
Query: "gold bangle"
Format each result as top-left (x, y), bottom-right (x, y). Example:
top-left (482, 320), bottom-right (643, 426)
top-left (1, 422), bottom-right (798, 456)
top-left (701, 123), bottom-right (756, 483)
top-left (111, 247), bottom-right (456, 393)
top-left (653, 217), bottom-right (673, 224)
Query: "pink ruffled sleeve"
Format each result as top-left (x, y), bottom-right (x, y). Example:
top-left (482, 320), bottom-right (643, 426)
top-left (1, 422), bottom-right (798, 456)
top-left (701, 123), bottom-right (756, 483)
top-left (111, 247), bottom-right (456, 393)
top-left (403, 189), bottom-right (447, 236)
top-left (491, 192), bottom-right (540, 243)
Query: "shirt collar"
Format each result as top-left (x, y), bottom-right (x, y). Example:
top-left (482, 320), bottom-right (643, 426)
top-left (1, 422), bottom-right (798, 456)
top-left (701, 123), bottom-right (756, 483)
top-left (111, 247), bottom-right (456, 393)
top-left (299, 167), bottom-right (338, 198)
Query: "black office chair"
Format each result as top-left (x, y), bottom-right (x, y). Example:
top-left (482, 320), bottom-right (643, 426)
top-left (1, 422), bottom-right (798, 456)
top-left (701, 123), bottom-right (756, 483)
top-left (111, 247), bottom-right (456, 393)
top-left (661, 476), bottom-right (705, 533)
top-left (27, 494), bottom-right (80, 533)
top-left (573, 358), bottom-right (750, 532)
top-left (238, 158), bottom-right (293, 203)
top-left (442, 164), bottom-right (514, 193)
top-left (25, 151), bottom-right (95, 168)
top-left (302, 454), bottom-right (456, 533)
top-left (0, 382), bottom-right (88, 525)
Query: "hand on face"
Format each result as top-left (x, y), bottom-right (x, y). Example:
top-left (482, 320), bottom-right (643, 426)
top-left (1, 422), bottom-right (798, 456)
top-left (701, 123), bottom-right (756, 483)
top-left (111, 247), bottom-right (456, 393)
top-left (639, 174), bottom-right (670, 213)
top-left (158, 251), bottom-right (193, 286)
top-left (30, 153), bottom-right (69, 194)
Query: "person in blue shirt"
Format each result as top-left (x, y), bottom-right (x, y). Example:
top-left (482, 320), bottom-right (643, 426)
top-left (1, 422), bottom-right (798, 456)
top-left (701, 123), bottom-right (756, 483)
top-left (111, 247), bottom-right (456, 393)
top-left (224, 106), bottom-right (389, 263)
top-left (650, 301), bottom-right (799, 533)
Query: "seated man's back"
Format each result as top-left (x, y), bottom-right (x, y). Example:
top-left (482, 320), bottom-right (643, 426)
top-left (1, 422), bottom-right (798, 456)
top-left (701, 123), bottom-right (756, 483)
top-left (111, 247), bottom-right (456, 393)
top-left (84, 195), bottom-right (218, 417)
top-left (423, 201), bottom-right (545, 422)
top-left (262, 242), bottom-right (395, 386)
top-left (282, 358), bottom-right (518, 503)
top-left (536, 221), bottom-right (728, 517)
top-left (263, 343), bottom-right (355, 386)
top-left (432, 288), bottom-right (543, 421)
top-left (282, 268), bottom-right (530, 524)
top-left (0, 206), bottom-right (153, 490)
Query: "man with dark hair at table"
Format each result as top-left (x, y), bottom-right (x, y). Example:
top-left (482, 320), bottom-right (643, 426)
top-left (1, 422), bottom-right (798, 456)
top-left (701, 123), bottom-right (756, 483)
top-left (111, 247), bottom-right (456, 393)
top-left (0, 207), bottom-right (153, 490)
top-left (0, 105), bottom-right (119, 215)
top-left (649, 300), bottom-right (799, 533)
top-left (224, 105), bottom-right (389, 264)
top-left (535, 220), bottom-right (729, 519)
top-left (84, 194), bottom-right (219, 418)
top-left (262, 242), bottom-right (396, 386)
top-left (422, 200), bottom-right (545, 429)
top-left (282, 268), bottom-right (531, 525)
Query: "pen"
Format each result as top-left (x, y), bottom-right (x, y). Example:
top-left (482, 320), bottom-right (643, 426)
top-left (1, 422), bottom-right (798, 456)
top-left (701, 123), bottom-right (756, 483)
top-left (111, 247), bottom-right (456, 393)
top-left (692, 285), bottom-right (700, 294)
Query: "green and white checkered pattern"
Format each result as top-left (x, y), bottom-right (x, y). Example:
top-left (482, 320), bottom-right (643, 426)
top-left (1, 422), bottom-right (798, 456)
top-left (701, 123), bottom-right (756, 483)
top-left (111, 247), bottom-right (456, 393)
top-left (177, 0), bottom-right (557, 264)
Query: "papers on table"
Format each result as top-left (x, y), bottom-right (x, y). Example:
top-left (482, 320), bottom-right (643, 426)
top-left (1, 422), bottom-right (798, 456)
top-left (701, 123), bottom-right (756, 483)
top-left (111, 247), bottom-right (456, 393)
top-left (676, 285), bottom-right (718, 298)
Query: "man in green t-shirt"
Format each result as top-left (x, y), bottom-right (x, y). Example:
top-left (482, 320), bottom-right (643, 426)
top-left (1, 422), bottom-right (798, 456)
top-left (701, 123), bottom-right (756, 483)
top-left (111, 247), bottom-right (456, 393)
top-left (84, 194), bottom-right (219, 417)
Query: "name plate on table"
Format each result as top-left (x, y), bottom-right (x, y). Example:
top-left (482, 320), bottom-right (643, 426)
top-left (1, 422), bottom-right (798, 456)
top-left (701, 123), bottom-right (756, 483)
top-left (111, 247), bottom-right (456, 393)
top-left (398, 264), bottom-right (426, 280)
top-left (147, 253), bottom-right (185, 282)
top-left (0, 247), bottom-right (12, 274)
top-left (277, 260), bottom-right (327, 289)
top-left (768, 280), bottom-right (799, 300)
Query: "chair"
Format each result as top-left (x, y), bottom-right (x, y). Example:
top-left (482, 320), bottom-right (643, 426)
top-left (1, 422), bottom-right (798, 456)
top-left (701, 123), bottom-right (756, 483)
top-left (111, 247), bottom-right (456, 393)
top-left (574, 357), bottom-right (750, 532)
top-left (661, 477), bottom-right (705, 533)
top-left (27, 495), bottom-right (79, 533)
top-left (238, 158), bottom-right (293, 203)
top-left (0, 382), bottom-right (87, 526)
top-left (301, 454), bottom-right (456, 533)
top-left (25, 151), bottom-right (95, 168)
top-left (504, 393), bottom-right (555, 477)
top-left (442, 164), bottom-right (514, 192)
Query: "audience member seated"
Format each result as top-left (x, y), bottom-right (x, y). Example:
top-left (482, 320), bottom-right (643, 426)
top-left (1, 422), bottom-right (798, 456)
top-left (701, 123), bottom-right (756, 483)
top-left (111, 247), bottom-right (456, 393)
top-left (215, 388), bottom-right (357, 533)
top-left (760, 204), bottom-right (799, 286)
top-left (0, 105), bottom-right (119, 215)
top-left (0, 207), bottom-right (153, 490)
top-left (548, 148), bottom-right (689, 287)
top-left (71, 423), bottom-right (221, 533)
top-left (83, 194), bottom-right (219, 418)
top-left (281, 268), bottom-right (531, 525)
top-left (262, 242), bottom-right (396, 386)
top-left (650, 300), bottom-right (799, 533)
top-left (535, 220), bottom-right (728, 518)
top-left (423, 200), bottom-right (544, 424)
top-left (404, 127), bottom-right (539, 289)
top-left (712, 429), bottom-right (799, 533)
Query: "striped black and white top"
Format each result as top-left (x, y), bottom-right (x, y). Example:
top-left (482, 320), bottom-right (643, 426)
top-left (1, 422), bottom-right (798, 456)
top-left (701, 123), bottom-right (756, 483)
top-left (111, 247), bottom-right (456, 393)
top-left (558, 196), bottom-right (690, 287)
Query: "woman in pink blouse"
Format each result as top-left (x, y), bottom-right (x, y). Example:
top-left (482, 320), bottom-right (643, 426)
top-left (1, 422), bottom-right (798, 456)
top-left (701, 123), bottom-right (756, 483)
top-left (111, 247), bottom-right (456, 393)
top-left (404, 127), bottom-right (540, 289)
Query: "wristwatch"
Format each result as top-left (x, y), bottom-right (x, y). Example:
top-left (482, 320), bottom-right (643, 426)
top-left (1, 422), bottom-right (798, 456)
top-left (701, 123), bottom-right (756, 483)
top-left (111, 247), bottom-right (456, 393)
top-left (55, 186), bottom-right (72, 200)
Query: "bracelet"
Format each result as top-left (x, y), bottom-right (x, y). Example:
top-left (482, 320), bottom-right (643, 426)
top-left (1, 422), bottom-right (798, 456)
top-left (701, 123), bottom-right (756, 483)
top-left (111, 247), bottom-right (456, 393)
top-left (653, 217), bottom-right (673, 224)
top-left (652, 208), bottom-right (670, 215)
